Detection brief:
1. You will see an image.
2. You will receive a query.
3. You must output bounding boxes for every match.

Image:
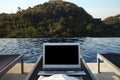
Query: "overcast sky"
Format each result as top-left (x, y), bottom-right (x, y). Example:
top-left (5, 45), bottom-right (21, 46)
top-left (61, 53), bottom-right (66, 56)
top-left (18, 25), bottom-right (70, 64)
top-left (0, 0), bottom-right (120, 20)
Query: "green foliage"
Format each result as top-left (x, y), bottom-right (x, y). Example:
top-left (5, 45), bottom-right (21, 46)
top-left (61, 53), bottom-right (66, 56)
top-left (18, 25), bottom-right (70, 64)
top-left (86, 24), bottom-right (92, 31)
top-left (0, 1), bottom-right (119, 37)
top-left (103, 14), bottom-right (120, 25)
top-left (103, 14), bottom-right (120, 36)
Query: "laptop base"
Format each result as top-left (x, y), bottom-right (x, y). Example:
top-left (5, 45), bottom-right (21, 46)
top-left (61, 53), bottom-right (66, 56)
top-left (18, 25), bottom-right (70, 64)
top-left (38, 71), bottom-right (86, 76)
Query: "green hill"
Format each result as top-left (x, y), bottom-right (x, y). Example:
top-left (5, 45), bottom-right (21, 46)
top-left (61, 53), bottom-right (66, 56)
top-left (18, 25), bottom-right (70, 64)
top-left (0, 1), bottom-right (118, 37)
top-left (103, 14), bottom-right (120, 36)
top-left (103, 14), bottom-right (120, 25)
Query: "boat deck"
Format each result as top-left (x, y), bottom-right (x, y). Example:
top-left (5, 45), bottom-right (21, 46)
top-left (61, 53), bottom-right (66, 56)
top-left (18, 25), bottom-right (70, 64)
top-left (0, 63), bottom-right (34, 80)
top-left (0, 63), bottom-right (120, 80)
top-left (87, 63), bottom-right (120, 80)
top-left (101, 54), bottom-right (120, 69)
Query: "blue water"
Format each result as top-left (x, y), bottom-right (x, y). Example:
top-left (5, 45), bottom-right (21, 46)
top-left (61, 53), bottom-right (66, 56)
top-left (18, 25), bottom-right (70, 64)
top-left (0, 38), bottom-right (120, 63)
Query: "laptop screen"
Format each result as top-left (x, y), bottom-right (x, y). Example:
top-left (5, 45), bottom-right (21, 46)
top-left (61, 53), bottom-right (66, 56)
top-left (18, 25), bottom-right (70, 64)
top-left (43, 43), bottom-right (81, 70)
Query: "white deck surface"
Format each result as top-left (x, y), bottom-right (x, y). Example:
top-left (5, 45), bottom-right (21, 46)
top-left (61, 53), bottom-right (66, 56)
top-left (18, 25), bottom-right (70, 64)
top-left (0, 63), bottom-right (120, 80)
top-left (0, 63), bottom-right (34, 80)
top-left (87, 63), bottom-right (120, 80)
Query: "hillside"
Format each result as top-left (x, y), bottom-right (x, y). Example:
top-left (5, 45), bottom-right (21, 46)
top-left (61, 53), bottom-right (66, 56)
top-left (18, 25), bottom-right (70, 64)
top-left (0, 1), bottom-right (118, 37)
top-left (103, 14), bottom-right (120, 36)
top-left (103, 14), bottom-right (120, 25)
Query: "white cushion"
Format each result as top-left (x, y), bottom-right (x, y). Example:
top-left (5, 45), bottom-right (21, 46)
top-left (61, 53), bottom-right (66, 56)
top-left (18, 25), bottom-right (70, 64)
top-left (38, 74), bottom-right (79, 80)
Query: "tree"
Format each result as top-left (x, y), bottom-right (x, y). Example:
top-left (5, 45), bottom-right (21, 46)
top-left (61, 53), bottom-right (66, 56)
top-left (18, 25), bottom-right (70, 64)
top-left (17, 7), bottom-right (22, 12)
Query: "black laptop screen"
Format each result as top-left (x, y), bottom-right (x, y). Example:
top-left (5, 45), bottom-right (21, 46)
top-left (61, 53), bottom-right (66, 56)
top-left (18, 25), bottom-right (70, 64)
top-left (45, 45), bottom-right (79, 65)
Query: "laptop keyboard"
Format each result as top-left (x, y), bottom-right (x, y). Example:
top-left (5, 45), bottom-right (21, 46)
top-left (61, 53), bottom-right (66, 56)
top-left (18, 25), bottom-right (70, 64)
top-left (38, 71), bottom-right (86, 76)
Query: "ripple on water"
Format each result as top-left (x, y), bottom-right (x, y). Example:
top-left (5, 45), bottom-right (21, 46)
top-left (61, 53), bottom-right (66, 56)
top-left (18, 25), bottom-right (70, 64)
top-left (0, 38), bottom-right (120, 63)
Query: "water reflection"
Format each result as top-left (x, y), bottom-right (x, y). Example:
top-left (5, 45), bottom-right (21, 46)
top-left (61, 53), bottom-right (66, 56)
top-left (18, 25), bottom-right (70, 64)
top-left (0, 38), bottom-right (120, 63)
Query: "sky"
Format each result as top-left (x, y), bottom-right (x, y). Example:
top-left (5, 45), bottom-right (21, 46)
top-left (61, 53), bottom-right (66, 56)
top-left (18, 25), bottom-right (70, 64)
top-left (0, 0), bottom-right (120, 20)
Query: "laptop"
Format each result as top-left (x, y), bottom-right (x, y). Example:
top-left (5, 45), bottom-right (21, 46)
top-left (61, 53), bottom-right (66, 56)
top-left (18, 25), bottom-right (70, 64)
top-left (38, 43), bottom-right (86, 76)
